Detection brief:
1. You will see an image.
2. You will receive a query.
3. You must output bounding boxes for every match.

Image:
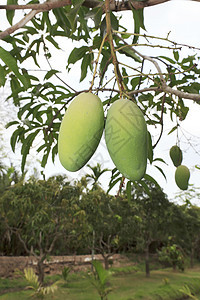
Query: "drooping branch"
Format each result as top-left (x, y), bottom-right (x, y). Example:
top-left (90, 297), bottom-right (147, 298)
top-left (0, 0), bottom-right (170, 11)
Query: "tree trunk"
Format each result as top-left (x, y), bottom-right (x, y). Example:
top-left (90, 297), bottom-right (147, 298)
top-left (37, 259), bottom-right (45, 284)
top-left (190, 247), bottom-right (194, 268)
top-left (104, 256), bottom-right (109, 270)
top-left (145, 246), bottom-right (150, 277)
top-left (172, 262), bottom-right (176, 271)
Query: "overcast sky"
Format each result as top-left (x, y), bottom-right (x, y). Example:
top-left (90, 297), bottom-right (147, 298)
top-left (1, 0), bottom-right (200, 203)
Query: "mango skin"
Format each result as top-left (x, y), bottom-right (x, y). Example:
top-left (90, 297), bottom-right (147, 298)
top-left (170, 145), bottom-right (183, 167)
top-left (105, 98), bottom-right (147, 181)
top-left (175, 165), bottom-right (190, 190)
top-left (58, 92), bottom-right (104, 172)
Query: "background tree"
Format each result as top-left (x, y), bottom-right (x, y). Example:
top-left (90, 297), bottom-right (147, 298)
top-left (158, 239), bottom-right (185, 272)
top-left (130, 180), bottom-right (172, 277)
top-left (80, 186), bottom-right (121, 269)
top-left (0, 175), bottom-right (86, 283)
top-left (168, 203), bottom-right (200, 269)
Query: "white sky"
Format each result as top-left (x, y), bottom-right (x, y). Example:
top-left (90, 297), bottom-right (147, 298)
top-left (0, 0), bottom-right (200, 203)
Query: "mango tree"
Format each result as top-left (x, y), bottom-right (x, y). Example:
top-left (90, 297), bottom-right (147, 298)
top-left (0, 0), bottom-right (200, 193)
top-left (168, 197), bottom-right (200, 269)
top-left (129, 180), bottom-right (172, 277)
top-left (79, 186), bottom-right (120, 269)
top-left (0, 175), bottom-right (86, 283)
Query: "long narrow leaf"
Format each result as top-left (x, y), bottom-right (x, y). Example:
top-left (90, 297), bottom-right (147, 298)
top-left (0, 46), bottom-right (28, 88)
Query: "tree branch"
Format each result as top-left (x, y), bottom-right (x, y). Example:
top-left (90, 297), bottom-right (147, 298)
top-left (0, 0), bottom-right (71, 11)
top-left (12, 228), bottom-right (38, 258)
top-left (0, 0), bottom-right (170, 11)
top-left (138, 52), bottom-right (200, 102)
top-left (0, 9), bottom-right (40, 39)
top-left (0, 0), bottom-right (199, 39)
top-left (116, 35), bottom-right (200, 102)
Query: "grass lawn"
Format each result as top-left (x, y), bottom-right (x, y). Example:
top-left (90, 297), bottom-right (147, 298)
top-left (1, 266), bottom-right (200, 300)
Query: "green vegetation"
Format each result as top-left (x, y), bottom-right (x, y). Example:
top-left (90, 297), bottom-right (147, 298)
top-left (158, 242), bottom-right (185, 271)
top-left (90, 260), bottom-right (112, 300)
top-left (1, 265), bottom-right (200, 300)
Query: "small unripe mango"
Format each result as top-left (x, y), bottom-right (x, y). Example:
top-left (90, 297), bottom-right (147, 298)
top-left (170, 145), bottom-right (183, 167)
top-left (175, 165), bottom-right (190, 190)
top-left (58, 92), bottom-right (104, 172)
top-left (105, 98), bottom-right (147, 181)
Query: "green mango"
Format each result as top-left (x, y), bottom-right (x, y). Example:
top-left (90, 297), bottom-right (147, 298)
top-left (175, 165), bottom-right (190, 190)
top-left (170, 145), bottom-right (183, 167)
top-left (105, 98), bottom-right (147, 181)
top-left (58, 92), bottom-right (104, 172)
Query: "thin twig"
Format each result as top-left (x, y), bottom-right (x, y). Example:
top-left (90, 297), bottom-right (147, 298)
top-left (113, 30), bottom-right (200, 52)
top-left (116, 176), bottom-right (125, 197)
top-left (116, 34), bottom-right (200, 102)
top-left (89, 33), bottom-right (108, 91)
top-left (153, 93), bottom-right (166, 148)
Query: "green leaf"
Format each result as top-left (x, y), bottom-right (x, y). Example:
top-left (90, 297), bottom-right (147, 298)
top-left (21, 129), bottom-right (40, 172)
top-left (18, 102), bottom-right (33, 120)
top-left (66, 0), bottom-right (85, 32)
top-left (41, 146), bottom-right (51, 168)
top-left (144, 174), bottom-right (161, 190)
top-left (0, 65), bottom-right (6, 86)
top-left (44, 70), bottom-right (59, 80)
top-left (6, 0), bottom-right (17, 25)
top-left (5, 120), bottom-right (19, 128)
top-left (0, 46), bottom-right (28, 88)
top-left (126, 181), bottom-right (132, 202)
top-left (153, 157), bottom-right (167, 165)
top-left (86, 7), bottom-right (103, 28)
top-left (80, 53), bottom-right (93, 82)
top-left (68, 46), bottom-right (88, 65)
top-left (168, 125), bottom-right (178, 135)
top-left (78, 7), bottom-right (90, 40)
top-left (155, 165), bottom-right (167, 181)
top-left (122, 67), bottom-right (128, 85)
top-left (181, 55), bottom-right (196, 65)
top-left (108, 177), bottom-right (122, 193)
top-left (118, 45), bottom-right (141, 63)
top-left (131, 77), bottom-right (141, 90)
top-left (52, 144), bottom-right (58, 163)
top-left (10, 127), bottom-right (24, 152)
top-left (131, 8), bottom-right (146, 43)
top-left (100, 12), bottom-right (119, 37)
top-left (159, 56), bottom-right (176, 64)
top-left (147, 131), bottom-right (153, 164)
top-left (138, 179), bottom-right (151, 197)
top-left (100, 49), bottom-right (111, 76)
top-left (110, 12), bottom-right (119, 31)
top-left (173, 50), bottom-right (179, 62)
top-left (46, 35), bottom-right (60, 49)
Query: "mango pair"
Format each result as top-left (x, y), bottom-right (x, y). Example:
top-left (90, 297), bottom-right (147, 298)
top-left (58, 92), bottom-right (147, 181)
top-left (169, 145), bottom-right (190, 190)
